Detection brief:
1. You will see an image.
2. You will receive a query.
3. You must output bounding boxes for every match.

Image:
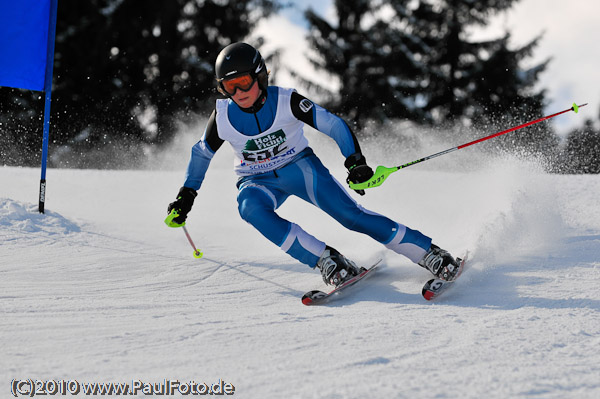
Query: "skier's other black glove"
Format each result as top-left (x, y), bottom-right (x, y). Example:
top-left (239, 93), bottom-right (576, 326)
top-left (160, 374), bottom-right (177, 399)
top-left (167, 186), bottom-right (197, 225)
top-left (344, 153), bottom-right (374, 196)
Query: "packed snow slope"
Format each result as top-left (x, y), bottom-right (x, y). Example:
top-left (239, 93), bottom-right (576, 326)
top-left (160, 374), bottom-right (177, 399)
top-left (2, 134), bottom-right (600, 398)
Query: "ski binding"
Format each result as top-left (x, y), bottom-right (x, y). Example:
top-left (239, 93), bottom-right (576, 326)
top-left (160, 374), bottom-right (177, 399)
top-left (302, 260), bottom-right (381, 306)
top-left (422, 252), bottom-right (469, 301)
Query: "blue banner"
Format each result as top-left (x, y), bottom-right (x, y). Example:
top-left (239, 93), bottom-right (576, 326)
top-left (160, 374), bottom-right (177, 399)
top-left (0, 0), bottom-right (51, 91)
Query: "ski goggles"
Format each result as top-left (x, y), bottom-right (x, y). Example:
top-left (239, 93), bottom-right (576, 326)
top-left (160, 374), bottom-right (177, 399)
top-left (219, 73), bottom-right (256, 95)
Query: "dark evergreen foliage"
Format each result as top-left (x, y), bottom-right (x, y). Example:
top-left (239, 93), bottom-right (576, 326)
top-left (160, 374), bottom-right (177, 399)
top-left (1, 0), bottom-right (595, 173)
top-left (0, 0), bottom-right (277, 166)
top-left (302, 0), bottom-right (568, 168)
top-left (560, 117), bottom-right (600, 174)
top-left (304, 0), bottom-right (431, 127)
top-left (414, 0), bottom-right (522, 122)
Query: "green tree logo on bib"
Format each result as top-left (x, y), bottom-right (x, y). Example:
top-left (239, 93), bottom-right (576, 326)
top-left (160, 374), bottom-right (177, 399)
top-left (242, 130), bottom-right (288, 162)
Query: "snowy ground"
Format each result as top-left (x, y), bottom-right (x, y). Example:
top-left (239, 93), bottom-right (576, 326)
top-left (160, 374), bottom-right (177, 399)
top-left (2, 140), bottom-right (600, 398)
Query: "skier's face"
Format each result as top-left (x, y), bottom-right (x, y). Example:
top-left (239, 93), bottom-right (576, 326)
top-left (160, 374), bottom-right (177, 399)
top-left (231, 80), bottom-right (261, 109)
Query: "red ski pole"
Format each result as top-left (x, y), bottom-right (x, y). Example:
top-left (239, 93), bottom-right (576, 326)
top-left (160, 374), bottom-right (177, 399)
top-left (349, 103), bottom-right (588, 190)
top-left (165, 209), bottom-right (203, 258)
top-left (182, 225), bottom-right (203, 259)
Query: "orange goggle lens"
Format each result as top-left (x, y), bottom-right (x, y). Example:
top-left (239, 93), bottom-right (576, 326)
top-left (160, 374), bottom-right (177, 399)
top-left (221, 74), bottom-right (255, 95)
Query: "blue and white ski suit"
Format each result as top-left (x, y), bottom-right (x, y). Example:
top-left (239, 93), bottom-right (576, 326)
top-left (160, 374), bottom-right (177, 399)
top-left (183, 86), bottom-right (431, 267)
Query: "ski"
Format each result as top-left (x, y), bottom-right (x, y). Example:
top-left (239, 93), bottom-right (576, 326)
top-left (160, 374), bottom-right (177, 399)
top-left (422, 253), bottom-right (469, 301)
top-left (301, 260), bottom-right (382, 306)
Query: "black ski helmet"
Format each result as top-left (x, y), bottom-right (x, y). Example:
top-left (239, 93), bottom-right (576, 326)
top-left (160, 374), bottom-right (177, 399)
top-left (215, 42), bottom-right (268, 96)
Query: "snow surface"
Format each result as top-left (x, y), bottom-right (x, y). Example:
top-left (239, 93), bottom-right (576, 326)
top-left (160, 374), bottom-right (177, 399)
top-left (2, 136), bottom-right (600, 398)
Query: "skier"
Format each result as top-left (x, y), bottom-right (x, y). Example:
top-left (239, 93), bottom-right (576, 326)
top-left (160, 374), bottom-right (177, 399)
top-left (167, 42), bottom-right (460, 287)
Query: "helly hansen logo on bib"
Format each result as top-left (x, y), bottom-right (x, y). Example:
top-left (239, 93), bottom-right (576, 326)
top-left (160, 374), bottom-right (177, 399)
top-left (242, 130), bottom-right (288, 162)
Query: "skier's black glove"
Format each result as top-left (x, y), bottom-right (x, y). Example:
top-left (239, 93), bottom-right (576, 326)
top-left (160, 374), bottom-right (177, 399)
top-left (167, 186), bottom-right (197, 225)
top-left (345, 153), bottom-right (374, 196)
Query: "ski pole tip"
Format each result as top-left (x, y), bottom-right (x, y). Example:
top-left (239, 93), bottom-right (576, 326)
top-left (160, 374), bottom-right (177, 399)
top-left (572, 102), bottom-right (588, 113)
top-left (193, 250), bottom-right (203, 259)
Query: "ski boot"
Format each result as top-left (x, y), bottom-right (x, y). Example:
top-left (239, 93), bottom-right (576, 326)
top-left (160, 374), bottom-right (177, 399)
top-left (418, 244), bottom-right (461, 281)
top-left (317, 246), bottom-right (359, 287)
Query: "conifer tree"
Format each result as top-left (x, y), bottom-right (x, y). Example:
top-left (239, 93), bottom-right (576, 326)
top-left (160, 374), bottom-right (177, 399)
top-left (414, 0), bottom-right (548, 130)
top-left (1, 0), bottom-right (278, 167)
top-left (304, 0), bottom-right (552, 157)
top-left (465, 33), bottom-right (554, 156)
top-left (304, 0), bottom-right (431, 128)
